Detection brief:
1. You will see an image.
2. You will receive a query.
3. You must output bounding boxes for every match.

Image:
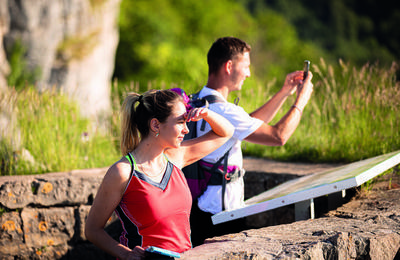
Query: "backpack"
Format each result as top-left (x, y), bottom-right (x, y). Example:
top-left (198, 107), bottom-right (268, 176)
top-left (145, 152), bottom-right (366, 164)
top-left (181, 91), bottom-right (227, 201)
top-left (172, 88), bottom-right (241, 210)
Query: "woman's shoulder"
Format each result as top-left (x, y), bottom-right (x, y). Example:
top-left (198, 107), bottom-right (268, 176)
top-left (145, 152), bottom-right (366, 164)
top-left (106, 156), bottom-right (132, 181)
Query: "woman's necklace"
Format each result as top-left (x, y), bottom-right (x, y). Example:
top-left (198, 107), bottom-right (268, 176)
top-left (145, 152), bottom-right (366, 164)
top-left (132, 151), bottom-right (167, 178)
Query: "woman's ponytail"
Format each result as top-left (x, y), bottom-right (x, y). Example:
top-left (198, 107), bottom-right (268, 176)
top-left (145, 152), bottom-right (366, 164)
top-left (120, 93), bottom-right (141, 155)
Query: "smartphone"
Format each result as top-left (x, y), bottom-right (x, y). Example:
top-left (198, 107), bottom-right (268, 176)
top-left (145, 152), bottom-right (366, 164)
top-left (145, 246), bottom-right (181, 258)
top-left (303, 60), bottom-right (310, 80)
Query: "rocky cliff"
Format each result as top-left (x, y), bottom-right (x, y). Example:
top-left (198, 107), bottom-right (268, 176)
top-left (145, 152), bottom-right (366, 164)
top-left (0, 0), bottom-right (121, 122)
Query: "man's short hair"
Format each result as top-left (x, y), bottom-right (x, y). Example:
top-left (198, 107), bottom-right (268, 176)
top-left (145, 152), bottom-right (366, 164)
top-left (207, 37), bottom-right (251, 75)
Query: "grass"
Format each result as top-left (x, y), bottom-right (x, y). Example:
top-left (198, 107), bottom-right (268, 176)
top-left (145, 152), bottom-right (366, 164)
top-left (1, 87), bottom-right (119, 175)
top-left (361, 164), bottom-right (400, 192)
top-left (241, 59), bottom-right (400, 163)
top-left (1, 59), bottom-right (399, 175)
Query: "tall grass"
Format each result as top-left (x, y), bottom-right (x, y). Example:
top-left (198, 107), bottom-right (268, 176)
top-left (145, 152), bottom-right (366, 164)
top-left (242, 59), bottom-right (400, 162)
top-left (0, 87), bottom-right (119, 175)
top-left (1, 59), bottom-right (399, 175)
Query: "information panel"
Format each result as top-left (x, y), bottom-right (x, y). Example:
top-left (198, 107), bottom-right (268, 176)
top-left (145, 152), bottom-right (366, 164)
top-left (212, 150), bottom-right (400, 224)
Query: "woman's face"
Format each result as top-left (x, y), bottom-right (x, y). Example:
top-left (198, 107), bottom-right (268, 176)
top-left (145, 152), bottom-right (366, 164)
top-left (159, 101), bottom-right (189, 148)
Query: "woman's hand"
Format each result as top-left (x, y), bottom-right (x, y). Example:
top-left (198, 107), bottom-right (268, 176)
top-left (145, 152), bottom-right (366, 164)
top-left (124, 246), bottom-right (146, 260)
top-left (185, 107), bottom-right (208, 122)
top-left (177, 109), bottom-right (234, 168)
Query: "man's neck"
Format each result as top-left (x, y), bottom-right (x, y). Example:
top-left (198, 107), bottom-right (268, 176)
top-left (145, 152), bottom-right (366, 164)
top-left (206, 76), bottom-right (230, 100)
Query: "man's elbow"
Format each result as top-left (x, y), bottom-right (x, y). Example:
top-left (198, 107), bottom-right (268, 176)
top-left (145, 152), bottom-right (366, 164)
top-left (271, 129), bottom-right (292, 146)
top-left (274, 136), bottom-right (288, 146)
top-left (272, 127), bottom-right (292, 146)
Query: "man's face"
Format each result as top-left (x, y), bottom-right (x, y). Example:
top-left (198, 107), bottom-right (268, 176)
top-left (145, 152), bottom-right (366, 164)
top-left (229, 52), bottom-right (251, 91)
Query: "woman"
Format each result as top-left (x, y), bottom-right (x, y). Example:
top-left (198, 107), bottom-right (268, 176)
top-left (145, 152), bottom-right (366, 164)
top-left (85, 89), bottom-right (234, 260)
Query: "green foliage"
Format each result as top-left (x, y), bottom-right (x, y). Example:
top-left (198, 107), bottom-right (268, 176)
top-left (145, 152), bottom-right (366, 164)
top-left (249, 8), bottom-right (330, 88)
top-left (0, 206), bottom-right (8, 217)
top-left (114, 0), bottom-right (400, 92)
top-left (115, 0), bottom-right (209, 89)
top-left (115, 0), bottom-right (319, 92)
top-left (260, 0), bottom-right (399, 66)
top-left (0, 87), bottom-right (119, 176)
top-left (89, 0), bottom-right (107, 9)
top-left (3, 0), bottom-right (400, 176)
top-left (0, 139), bottom-right (15, 175)
top-left (242, 59), bottom-right (400, 162)
top-left (56, 30), bottom-right (100, 63)
top-left (361, 165), bottom-right (400, 192)
top-left (2, 59), bottom-right (399, 175)
top-left (6, 41), bottom-right (40, 90)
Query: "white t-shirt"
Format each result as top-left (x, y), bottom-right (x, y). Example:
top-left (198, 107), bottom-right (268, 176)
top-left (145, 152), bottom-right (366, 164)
top-left (196, 86), bottom-right (263, 214)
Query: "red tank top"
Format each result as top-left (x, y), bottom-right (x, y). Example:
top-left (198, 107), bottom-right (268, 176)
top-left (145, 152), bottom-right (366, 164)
top-left (115, 153), bottom-right (192, 253)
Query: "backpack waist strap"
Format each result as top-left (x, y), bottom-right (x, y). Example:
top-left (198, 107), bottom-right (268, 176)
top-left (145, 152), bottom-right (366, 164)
top-left (199, 161), bottom-right (244, 185)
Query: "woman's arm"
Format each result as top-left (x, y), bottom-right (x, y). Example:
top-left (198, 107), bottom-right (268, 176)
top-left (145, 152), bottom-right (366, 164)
top-left (85, 159), bottom-right (146, 260)
top-left (167, 108), bottom-right (234, 168)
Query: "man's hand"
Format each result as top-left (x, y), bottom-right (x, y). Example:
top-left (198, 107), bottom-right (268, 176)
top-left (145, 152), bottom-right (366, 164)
top-left (282, 71), bottom-right (304, 95)
top-left (295, 71), bottom-right (314, 109)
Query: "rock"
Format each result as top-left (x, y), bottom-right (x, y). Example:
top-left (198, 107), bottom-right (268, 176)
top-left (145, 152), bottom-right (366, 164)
top-left (0, 167), bottom-right (106, 209)
top-left (0, 211), bottom-right (24, 256)
top-left (21, 207), bottom-right (75, 248)
top-left (1, 0), bottom-right (121, 124)
top-left (0, 167), bottom-right (113, 259)
top-left (180, 172), bottom-right (400, 259)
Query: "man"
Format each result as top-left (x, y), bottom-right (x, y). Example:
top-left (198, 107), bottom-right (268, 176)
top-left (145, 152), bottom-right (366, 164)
top-left (190, 37), bottom-right (314, 246)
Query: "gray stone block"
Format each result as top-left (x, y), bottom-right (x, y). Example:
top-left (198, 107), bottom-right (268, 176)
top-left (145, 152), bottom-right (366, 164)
top-left (0, 211), bottom-right (25, 256)
top-left (21, 207), bottom-right (75, 248)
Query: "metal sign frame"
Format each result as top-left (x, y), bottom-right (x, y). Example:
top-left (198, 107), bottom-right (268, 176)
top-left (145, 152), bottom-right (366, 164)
top-left (212, 150), bottom-right (400, 225)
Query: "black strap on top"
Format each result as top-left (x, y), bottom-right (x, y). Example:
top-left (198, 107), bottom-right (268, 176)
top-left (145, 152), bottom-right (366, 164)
top-left (220, 148), bottom-right (231, 211)
top-left (200, 95), bottom-right (225, 131)
top-left (189, 92), bottom-right (238, 211)
top-left (189, 93), bottom-right (225, 132)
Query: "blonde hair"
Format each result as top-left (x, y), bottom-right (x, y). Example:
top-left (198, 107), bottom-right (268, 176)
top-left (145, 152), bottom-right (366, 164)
top-left (120, 89), bottom-right (182, 155)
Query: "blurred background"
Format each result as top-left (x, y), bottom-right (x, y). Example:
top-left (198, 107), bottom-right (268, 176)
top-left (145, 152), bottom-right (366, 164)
top-left (1, 0), bottom-right (400, 175)
top-left (114, 0), bottom-right (400, 90)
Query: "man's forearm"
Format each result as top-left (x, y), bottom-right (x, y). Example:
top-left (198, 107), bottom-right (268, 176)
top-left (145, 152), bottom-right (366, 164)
top-left (250, 88), bottom-right (291, 123)
top-left (273, 104), bottom-right (303, 145)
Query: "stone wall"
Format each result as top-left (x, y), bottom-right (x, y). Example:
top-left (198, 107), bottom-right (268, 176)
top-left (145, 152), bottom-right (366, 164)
top-left (1, 159), bottom-right (399, 259)
top-left (0, 167), bottom-right (117, 259)
top-left (180, 172), bottom-right (400, 259)
top-left (0, 158), bottom-right (335, 259)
